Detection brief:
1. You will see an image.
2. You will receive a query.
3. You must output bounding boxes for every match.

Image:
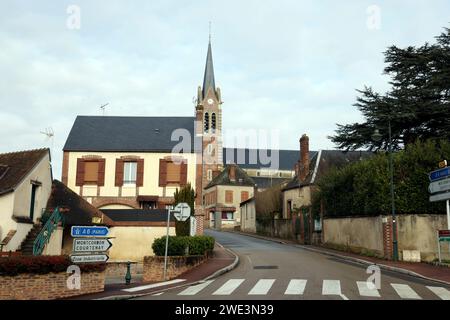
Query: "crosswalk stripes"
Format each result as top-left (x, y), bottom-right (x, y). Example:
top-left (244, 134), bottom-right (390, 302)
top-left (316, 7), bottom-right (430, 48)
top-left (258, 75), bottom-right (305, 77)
top-left (391, 283), bottom-right (422, 299)
top-left (172, 278), bottom-right (449, 299)
top-left (285, 279), bottom-right (307, 295)
top-left (178, 280), bottom-right (215, 296)
top-left (248, 279), bottom-right (276, 295)
top-left (213, 279), bottom-right (245, 295)
top-left (356, 281), bottom-right (381, 298)
top-left (426, 286), bottom-right (450, 300)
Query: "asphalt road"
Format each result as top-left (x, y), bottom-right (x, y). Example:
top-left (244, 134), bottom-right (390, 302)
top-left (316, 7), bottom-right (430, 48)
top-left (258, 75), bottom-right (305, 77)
top-left (136, 230), bottom-right (450, 300)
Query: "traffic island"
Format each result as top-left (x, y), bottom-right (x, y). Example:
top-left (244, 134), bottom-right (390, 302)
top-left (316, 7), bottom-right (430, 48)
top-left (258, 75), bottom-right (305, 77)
top-left (0, 255), bottom-right (106, 300)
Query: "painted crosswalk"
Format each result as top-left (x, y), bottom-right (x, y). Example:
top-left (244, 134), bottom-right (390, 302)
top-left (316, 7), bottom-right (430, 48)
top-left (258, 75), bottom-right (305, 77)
top-left (164, 278), bottom-right (450, 300)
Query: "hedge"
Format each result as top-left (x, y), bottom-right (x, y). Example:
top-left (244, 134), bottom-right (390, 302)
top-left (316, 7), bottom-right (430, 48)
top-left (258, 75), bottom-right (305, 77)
top-left (0, 255), bottom-right (106, 276)
top-left (312, 140), bottom-right (450, 218)
top-left (152, 236), bottom-right (215, 256)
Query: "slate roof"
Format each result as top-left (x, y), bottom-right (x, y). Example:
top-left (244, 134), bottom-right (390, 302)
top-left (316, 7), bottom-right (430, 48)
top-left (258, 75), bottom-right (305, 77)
top-left (205, 164), bottom-right (256, 189)
top-left (63, 116), bottom-right (196, 152)
top-left (283, 150), bottom-right (374, 191)
top-left (0, 149), bottom-right (50, 196)
top-left (223, 148), bottom-right (315, 171)
top-left (46, 180), bottom-right (114, 226)
top-left (101, 209), bottom-right (174, 222)
top-left (202, 41), bottom-right (216, 99)
top-left (252, 177), bottom-right (290, 190)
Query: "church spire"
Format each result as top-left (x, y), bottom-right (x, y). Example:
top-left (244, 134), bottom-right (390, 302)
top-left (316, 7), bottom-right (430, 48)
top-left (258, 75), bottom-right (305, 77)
top-left (202, 36), bottom-right (216, 100)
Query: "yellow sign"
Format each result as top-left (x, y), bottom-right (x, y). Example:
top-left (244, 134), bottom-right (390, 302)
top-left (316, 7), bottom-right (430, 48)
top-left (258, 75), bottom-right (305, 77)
top-left (92, 216), bottom-right (102, 224)
top-left (439, 160), bottom-right (448, 169)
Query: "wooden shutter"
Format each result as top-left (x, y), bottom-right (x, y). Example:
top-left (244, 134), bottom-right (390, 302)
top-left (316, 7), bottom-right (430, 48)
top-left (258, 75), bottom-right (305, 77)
top-left (159, 159), bottom-right (167, 186)
top-left (225, 190), bottom-right (233, 203)
top-left (137, 159), bottom-right (144, 187)
top-left (115, 159), bottom-right (124, 187)
top-left (75, 158), bottom-right (85, 186)
top-left (98, 159), bottom-right (106, 186)
top-left (180, 160), bottom-right (188, 186)
top-left (241, 191), bottom-right (249, 202)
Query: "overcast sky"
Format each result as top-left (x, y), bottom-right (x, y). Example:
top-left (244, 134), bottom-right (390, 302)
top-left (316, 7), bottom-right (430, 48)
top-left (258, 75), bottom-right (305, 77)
top-left (0, 1), bottom-right (449, 179)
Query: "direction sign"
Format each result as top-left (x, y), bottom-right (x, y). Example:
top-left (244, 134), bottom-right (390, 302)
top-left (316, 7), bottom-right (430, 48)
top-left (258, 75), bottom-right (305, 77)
top-left (430, 192), bottom-right (450, 202)
top-left (429, 167), bottom-right (450, 182)
top-left (71, 226), bottom-right (109, 238)
top-left (429, 177), bottom-right (450, 194)
top-left (173, 202), bottom-right (191, 222)
top-left (73, 239), bottom-right (112, 253)
top-left (70, 254), bottom-right (109, 263)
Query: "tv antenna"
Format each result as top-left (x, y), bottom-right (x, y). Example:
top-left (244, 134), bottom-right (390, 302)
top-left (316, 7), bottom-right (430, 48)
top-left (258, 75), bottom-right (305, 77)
top-left (40, 127), bottom-right (55, 150)
top-left (100, 103), bottom-right (109, 116)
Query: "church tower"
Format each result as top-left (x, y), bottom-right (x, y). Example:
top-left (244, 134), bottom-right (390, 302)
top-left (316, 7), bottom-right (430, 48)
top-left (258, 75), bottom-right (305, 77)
top-left (194, 38), bottom-right (223, 223)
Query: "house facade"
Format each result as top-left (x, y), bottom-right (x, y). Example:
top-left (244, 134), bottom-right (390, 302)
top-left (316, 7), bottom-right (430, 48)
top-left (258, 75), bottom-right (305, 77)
top-left (0, 149), bottom-right (53, 254)
top-left (240, 197), bottom-right (256, 233)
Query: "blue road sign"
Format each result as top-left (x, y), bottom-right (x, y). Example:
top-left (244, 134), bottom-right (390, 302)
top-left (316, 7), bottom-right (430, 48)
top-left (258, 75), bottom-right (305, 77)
top-left (429, 167), bottom-right (450, 182)
top-left (71, 226), bottom-right (109, 237)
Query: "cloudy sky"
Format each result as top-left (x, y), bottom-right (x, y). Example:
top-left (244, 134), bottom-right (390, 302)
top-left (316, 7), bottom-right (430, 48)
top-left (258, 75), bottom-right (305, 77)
top-left (1, 0), bottom-right (449, 179)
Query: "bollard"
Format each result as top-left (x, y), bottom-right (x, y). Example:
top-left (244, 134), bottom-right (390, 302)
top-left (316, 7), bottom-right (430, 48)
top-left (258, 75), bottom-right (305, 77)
top-left (125, 261), bottom-right (132, 285)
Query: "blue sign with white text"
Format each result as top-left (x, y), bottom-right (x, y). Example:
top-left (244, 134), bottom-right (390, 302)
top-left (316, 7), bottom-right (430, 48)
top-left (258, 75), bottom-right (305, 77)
top-left (429, 167), bottom-right (450, 182)
top-left (71, 226), bottom-right (109, 237)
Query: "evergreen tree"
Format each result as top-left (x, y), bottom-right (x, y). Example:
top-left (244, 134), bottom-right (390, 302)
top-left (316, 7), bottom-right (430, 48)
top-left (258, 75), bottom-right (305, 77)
top-left (330, 27), bottom-right (450, 151)
top-left (173, 183), bottom-right (195, 236)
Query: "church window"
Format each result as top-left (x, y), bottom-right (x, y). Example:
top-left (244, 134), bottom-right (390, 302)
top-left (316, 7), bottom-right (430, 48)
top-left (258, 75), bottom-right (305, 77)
top-left (211, 113), bottom-right (216, 132)
top-left (204, 112), bottom-right (209, 132)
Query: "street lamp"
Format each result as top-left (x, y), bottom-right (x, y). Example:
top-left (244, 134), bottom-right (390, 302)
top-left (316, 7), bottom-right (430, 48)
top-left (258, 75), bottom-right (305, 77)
top-left (372, 120), bottom-right (399, 261)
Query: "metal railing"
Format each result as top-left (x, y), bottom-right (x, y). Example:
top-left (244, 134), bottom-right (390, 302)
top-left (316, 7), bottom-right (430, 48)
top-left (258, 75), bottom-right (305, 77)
top-left (33, 207), bottom-right (63, 256)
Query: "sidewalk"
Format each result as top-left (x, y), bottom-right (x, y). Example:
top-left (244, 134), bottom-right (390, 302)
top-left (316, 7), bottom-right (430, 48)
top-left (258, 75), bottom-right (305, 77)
top-left (66, 243), bottom-right (238, 300)
top-left (224, 230), bottom-right (450, 285)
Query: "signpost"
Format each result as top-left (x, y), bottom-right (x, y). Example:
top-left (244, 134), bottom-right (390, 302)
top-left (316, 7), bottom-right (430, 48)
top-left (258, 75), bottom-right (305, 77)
top-left (70, 254), bottom-right (109, 263)
top-left (429, 167), bottom-right (450, 182)
top-left (71, 226), bottom-right (109, 237)
top-left (190, 217), bottom-right (197, 236)
top-left (429, 177), bottom-right (450, 194)
top-left (437, 230), bottom-right (450, 263)
top-left (163, 203), bottom-right (191, 280)
top-left (73, 238), bottom-right (112, 253)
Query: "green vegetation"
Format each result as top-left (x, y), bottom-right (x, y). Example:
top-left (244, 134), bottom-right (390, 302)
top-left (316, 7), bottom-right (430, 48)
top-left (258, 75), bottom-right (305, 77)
top-left (312, 140), bottom-right (450, 217)
top-left (152, 235), bottom-right (215, 257)
top-left (173, 183), bottom-right (195, 236)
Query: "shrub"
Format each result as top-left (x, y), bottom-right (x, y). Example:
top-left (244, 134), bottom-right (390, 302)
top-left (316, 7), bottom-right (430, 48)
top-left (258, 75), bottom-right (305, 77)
top-left (0, 255), bottom-right (106, 276)
top-left (152, 235), bottom-right (215, 256)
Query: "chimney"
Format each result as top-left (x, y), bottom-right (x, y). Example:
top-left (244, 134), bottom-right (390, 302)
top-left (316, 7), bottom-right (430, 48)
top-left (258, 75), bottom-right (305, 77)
top-left (229, 165), bottom-right (236, 182)
top-left (299, 134), bottom-right (310, 181)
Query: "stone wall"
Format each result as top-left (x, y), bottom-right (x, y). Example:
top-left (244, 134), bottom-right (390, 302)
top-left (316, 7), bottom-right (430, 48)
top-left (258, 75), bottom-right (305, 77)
top-left (143, 255), bottom-right (207, 282)
top-left (106, 261), bottom-right (143, 277)
top-left (0, 271), bottom-right (105, 300)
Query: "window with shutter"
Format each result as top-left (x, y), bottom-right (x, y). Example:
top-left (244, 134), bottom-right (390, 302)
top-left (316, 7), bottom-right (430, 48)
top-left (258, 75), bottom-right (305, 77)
top-left (159, 159), bottom-right (167, 186)
top-left (167, 162), bottom-right (181, 183)
top-left (124, 162), bottom-right (137, 185)
top-left (225, 190), bottom-right (233, 204)
top-left (241, 191), bottom-right (249, 202)
top-left (76, 159), bottom-right (85, 186)
top-left (84, 161), bottom-right (99, 184)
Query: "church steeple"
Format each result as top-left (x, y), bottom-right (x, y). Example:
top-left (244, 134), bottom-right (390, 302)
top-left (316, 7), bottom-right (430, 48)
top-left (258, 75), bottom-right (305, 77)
top-left (202, 40), bottom-right (216, 100)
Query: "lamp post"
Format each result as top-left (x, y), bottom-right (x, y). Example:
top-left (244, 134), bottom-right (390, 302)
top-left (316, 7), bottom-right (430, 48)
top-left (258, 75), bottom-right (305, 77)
top-left (372, 119), bottom-right (399, 261)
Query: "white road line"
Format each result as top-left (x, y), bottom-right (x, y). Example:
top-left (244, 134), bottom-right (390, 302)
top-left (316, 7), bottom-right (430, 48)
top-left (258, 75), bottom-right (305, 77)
top-left (213, 279), bottom-right (245, 295)
top-left (122, 279), bottom-right (186, 293)
top-left (178, 280), bottom-right (214, 296)
top-left (391, 284), bottom-right (422, 300)
top-left (356, 281), bottom-right (381, 298)
top-left (248, 279), bottom-right (276, 295)
top-left (322, 280), bottom-right (342, 296)
top-left (426, 286), bottom-right (450, 300)
top-left (152, 292), bottom-right (164, 296)
top-left (285, 279), bottom-right (307, 295)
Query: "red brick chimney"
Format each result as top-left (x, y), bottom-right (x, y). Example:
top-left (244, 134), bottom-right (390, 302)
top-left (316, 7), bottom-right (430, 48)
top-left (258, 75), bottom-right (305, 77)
top-left (229, 165), bottom-right (236, 182)
top-left (299, 134), bottom-right (310, 182)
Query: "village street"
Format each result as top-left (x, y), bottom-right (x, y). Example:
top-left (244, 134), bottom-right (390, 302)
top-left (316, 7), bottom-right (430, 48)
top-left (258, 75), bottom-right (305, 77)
top-left (136, 230), bottom-right (450, 300)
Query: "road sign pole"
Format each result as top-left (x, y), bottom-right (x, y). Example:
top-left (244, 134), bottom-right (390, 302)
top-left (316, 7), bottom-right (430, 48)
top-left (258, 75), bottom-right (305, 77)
top-left (163, 207), bottom-right (171, 281)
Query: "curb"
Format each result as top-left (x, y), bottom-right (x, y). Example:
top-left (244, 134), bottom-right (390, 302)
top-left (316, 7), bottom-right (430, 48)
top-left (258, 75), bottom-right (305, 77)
top-left (224, 230), bottom-right (450, 287)
top-left (96, 243), bottom-right (240, 300)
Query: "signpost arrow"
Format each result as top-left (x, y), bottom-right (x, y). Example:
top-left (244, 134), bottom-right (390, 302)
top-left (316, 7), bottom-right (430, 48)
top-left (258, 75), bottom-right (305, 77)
top-left (429, 177), bottom-right (450, 194)
top-left (430, 192), bottom-right (450, 202)
top-left (73, 239), bottom-right (112, 253)
top-left (70, 254), bottom-right (109, 263)
top-left (71, 226), bottom-right (109, 238)
top-left (429, 167), bottom-right (450, 182)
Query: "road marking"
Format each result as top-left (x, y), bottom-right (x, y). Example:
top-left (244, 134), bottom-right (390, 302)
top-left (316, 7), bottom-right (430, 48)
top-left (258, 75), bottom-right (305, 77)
top-left (178, 280), bottom-right (215, 296)
top-left (322, 280), bottom-right (348, 300)
top-left (248, 279), bottom-right (276, 295)
top-left (213, 279), bottom-right (245, 295)
top-left (426, 286), bottom-right (450, 300)
top-left (122, 279), bottom-right (186, 292)
top-left (152, 292), bottom-right (164, 296)
top-left (285, 279), bottom-right (307, 295)
top-left (391, 284), bottom-right (422, 299)
top-left (356, 281), bottom-right (381, 297)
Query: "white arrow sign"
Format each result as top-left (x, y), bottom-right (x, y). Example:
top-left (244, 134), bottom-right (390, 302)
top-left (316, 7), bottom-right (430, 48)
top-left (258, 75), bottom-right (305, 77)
top-left (70, 254), bottom-right (109, 263)
top-left (430, 192), bottom-right (450, 202)
top-left (73, 239), bottom-right (112, 253)
top-left (429, 177), bottom-right (450, 194)
top-left (173, 202), bottom-right (191, 221)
